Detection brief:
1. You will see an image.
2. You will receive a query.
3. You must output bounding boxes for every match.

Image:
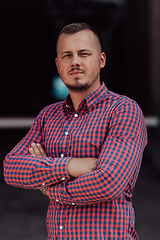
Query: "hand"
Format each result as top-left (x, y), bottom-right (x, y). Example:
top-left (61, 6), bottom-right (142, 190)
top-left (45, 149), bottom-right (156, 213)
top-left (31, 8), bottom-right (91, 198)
top-left (29, 143), bottom-right (47, 158)
top-left (39, 187), bottom-right (49, 197)
top-left (67, 157), bottom-right (98, 178)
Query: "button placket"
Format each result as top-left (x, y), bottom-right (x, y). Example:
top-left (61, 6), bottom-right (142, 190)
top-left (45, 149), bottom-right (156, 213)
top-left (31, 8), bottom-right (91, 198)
top-left (62, 109), bottom-right (79, 160)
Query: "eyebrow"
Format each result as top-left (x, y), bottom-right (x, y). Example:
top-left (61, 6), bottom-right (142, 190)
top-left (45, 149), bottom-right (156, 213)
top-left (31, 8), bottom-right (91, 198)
top-left (78, 49), bottom-right (91, 52)
top-left (61, 51), bottom-right (71, 56)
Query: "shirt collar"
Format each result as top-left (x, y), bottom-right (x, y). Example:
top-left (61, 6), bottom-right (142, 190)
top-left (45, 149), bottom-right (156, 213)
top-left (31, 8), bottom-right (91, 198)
top-left (64, 82), bottom-right (108, 111)
top-left (64, 94), bottom-right (74, 112)
top-left (86, 82), bottom-right (108, 109)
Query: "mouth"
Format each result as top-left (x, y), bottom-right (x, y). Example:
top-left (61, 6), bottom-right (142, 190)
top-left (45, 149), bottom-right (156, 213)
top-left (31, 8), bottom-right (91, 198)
top-left (69, 71), bottom-right (84, 76)
top-left (68, 68), bottom-right (85, 76)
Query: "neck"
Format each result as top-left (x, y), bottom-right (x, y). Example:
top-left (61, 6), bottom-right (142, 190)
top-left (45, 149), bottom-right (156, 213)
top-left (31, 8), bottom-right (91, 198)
top-left (68, 82), bottom-right (101, 111)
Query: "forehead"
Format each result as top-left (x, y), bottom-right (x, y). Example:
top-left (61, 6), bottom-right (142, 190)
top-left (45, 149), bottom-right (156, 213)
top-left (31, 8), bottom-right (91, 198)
top-left (57, 30), bottom-right (100, 54)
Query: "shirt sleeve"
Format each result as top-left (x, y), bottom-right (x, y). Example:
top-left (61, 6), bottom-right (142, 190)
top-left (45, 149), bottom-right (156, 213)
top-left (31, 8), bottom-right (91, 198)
top-left (3, 108), bottom-right (71, 189)
top-left (47, 99), bottom-right (147, 205)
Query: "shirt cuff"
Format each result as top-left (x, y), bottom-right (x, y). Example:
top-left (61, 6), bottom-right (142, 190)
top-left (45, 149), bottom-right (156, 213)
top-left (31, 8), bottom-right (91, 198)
top-left (28, 156), bottom-right (71, 189)
top-left (51, 156), bottom-right (71, 183)
top-left (47, 182), bottom-right (75, 206)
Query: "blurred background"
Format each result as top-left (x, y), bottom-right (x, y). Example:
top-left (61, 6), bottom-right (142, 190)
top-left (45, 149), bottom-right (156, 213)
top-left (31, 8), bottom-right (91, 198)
top-left (0, 0), bottom-right (160, 239)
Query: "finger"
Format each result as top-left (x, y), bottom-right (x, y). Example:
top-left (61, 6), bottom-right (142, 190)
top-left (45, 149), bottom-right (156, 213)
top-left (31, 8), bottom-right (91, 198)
top-left (29, 147), bottom-right (36, 156)
top-left (39, 187), bottom-right (49, 196)
top-left (37, 143), bottom-right (47, 158)
top-left (31, 143), bottom-right (42, 157)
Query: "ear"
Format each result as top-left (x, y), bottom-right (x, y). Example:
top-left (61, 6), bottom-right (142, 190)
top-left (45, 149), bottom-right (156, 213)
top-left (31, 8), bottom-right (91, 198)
top-left (55, 58), bottom-right (59, 73)
top-left (100, 52), bottom-right (106, 69)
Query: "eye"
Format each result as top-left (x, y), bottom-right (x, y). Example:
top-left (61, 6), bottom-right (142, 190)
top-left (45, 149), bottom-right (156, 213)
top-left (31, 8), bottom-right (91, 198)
top-left (63, 54), bottom-right (71, 58)
top-left (79, 52), bottom-right (91, 57)
top-left (62, 53), bottom-right (72, 58)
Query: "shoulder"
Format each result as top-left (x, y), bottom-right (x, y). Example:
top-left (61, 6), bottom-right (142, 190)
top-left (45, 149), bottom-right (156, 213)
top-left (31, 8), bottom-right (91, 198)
top-left (35, 101), bottom-right (64, 123)
top-left (107, 90), bottom-right (140, 110)
top-left (106, 91), bottom-right (145, 126)
top-left (41, 102), bottom-right (64, 114)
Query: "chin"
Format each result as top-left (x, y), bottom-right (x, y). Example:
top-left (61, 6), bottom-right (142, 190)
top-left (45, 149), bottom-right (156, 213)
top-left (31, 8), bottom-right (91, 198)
top-left (66, 82), bottom-right (90, 92)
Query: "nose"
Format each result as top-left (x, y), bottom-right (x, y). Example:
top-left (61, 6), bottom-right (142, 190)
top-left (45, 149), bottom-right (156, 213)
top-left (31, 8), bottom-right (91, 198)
top-left (71, 54), bottom-right (80, 67)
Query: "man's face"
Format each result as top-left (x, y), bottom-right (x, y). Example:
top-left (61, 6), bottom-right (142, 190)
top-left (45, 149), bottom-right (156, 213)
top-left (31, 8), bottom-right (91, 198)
top-left (55, 30), bottom-right (106, 93)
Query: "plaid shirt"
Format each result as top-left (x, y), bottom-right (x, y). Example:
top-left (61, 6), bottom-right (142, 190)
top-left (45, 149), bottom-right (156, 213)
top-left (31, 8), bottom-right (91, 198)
top-left (4, 82), bottom-right (147, 240)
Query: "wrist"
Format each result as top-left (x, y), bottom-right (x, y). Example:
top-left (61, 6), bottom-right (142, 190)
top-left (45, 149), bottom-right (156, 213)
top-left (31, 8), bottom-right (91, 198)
top-left (67, 158), bottom-right (74, 176)
top-left (67, 158), bottom-right (83, 178)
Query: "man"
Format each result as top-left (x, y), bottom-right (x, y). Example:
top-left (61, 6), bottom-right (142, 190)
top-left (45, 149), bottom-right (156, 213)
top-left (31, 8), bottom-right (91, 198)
top-left (4, 23), bottom-right (147, 239)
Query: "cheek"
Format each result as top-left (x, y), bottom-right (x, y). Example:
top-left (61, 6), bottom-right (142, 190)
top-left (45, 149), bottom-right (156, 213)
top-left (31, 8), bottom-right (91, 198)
top-left (87, 62), bottom-right (100, 76)
top-left (58, 65), bottom-right (66, 75)
top-left (58, 62), bottom-right (69, 73)
top-left (58, 68), bottom-right (68, 82)
top-left (87, 57), bottom-right (99, 68)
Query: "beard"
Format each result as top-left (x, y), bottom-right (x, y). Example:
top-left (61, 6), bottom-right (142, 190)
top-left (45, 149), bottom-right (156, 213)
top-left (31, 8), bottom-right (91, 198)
top-left (66, 81), bottom-right (90, 92)
top-left (65, 74), bottom-right (99, 93)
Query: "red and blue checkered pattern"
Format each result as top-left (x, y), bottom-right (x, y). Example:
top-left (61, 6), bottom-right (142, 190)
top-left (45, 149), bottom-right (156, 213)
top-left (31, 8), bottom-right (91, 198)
top-left (4, 82), bottom-right (147, 239)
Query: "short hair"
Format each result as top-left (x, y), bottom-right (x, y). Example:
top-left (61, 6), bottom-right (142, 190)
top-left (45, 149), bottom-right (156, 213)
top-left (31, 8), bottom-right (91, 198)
top-left (56, 22), bottom-right (102, 52)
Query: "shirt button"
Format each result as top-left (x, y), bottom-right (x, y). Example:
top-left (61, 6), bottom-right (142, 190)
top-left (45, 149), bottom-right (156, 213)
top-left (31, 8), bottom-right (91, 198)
top-left (62, 177), bottom-right (65, 181)
top-left (72, 202), bottom-right (75, 205)
top-left (59, 226), bottom-right (63, 230)
top-left (65, 131), bottom-right (68, 135)
top-left (42, 183), bottom-right (45, 186)
top-left (56, 199), bottom-right (59, 202)
top-left (74, 113), bottom-right (78, 118)
top-left (60, 154), bottom-right (64, 157)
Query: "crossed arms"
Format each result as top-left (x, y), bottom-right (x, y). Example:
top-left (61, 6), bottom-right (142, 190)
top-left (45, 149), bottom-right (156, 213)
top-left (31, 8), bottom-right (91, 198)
top-left (29, 142), bottom-right (98, 196)
top-left (3, 100), bottom-right (147, 205)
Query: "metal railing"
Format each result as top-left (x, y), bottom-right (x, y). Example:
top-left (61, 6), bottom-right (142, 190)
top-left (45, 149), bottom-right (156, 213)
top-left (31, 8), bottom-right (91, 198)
top-left (0, 116), bottom-right (159, 129)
